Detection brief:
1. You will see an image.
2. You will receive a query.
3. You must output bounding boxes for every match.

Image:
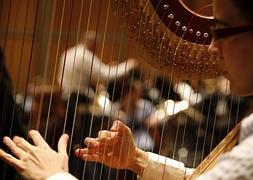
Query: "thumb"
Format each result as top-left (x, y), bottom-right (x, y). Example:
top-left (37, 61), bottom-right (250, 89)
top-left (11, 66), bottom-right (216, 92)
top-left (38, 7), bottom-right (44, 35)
top-left (58, 134), bottom-right (69, 155)
top-left (110, 120), bottom-right (129, 136)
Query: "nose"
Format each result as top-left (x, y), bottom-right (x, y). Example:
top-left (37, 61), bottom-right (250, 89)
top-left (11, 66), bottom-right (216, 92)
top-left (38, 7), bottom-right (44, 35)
top-left (208, 39), bottom-right (222, 56)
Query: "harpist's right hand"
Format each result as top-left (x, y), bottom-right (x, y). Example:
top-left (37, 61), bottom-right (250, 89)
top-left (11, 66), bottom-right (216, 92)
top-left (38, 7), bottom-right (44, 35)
top-left (75, 120), bottom-right (148, 175)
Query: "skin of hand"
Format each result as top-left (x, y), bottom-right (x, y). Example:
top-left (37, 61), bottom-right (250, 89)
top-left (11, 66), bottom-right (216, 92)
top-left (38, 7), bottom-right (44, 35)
top-left (0, 130), bottom-right (69, 180)
top-left (75, 120), bottom-right (148, 175)
top-left (127, 58), bottom-right (138, 69)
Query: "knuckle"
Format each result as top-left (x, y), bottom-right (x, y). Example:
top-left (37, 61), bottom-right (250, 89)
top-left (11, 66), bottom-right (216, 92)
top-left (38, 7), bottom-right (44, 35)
top-left (29, 130), bottom-right (39, 137)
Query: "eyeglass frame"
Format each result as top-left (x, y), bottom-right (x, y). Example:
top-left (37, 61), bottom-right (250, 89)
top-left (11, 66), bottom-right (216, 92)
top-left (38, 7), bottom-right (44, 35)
top-left (210, 25), bottom-right (253, 40)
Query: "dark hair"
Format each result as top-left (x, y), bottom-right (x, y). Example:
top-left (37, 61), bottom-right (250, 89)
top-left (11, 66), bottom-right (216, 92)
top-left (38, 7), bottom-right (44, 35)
top-left (231, 0), bottom-right (253, 23)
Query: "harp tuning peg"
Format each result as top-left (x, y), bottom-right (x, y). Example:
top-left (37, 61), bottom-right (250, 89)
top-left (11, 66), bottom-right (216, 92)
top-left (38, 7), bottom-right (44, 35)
top-left (163, 4), bottom-right (170, 10)
top-left (175, 21), bottom-right (181, 26)
top-left (168, 14), bottom-right (174, 19)
top-left (182, 26), bottom-right (187, 31)
top-left (196, 31), bottom-right (201, 36)
top-left (204, 33), bottom-right (209, 38)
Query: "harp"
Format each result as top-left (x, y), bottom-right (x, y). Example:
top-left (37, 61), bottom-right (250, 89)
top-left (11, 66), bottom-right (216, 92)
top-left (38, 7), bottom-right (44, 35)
top-left (0, 0), bottom-right (249, 179)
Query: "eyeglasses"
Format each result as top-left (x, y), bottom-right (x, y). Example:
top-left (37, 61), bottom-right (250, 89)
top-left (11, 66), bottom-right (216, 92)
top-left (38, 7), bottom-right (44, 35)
top-left (210, 25), bottom-right (253, 40)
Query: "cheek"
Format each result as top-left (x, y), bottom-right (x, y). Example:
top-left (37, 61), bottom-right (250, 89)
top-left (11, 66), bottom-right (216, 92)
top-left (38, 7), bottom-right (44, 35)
top-left (220, 34), bottom-right (253, 95)
top-left (222, 51), bottom-right (240, 75)
top-left (222, 42), bottom-right (252, 76)
top-left (222, 43), bottom-right (253, 95)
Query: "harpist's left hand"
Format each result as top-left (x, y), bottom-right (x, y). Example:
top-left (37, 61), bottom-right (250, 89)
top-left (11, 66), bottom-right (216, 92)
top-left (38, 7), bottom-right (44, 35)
top-left (0, 130), bottom-right (69, 180)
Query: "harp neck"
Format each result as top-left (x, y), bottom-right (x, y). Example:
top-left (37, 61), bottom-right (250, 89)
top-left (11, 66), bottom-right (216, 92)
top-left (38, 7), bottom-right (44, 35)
top-left (189, 122), bottom-right (241, 179)
top-left (113, 0), bottom-right (221, 80)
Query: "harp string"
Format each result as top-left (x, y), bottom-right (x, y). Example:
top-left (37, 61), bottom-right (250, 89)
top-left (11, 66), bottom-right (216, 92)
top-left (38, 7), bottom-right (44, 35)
top-left (193, 79), bottom-right (206, 167)
top-left (156, 4), bottom-right (182, 158)
top-left (188, 36), bottom-right (210, 165)
top-left (130, 0), bottom-right (192, 178)
top-left (194, 47), bottom-right (217, 166)
top-left (44, 0), bottom-right (67, 143)
top-left (23, 0), bottom-right (40, 136)
top-left (88, 1), bottom-right (121, 178)
top-left (169, 12), bottom-right (210, 170)
top-left (99, 2), bottom-right (133, 179)
top-left (114, 1), bottom-right (141, 178)
top-left (148, 11), bottom-right (177, 159)
top-left (1, 1), bottom-right (13, 177)
top-left (33, 0), bottom-right (56, 134)
top-left (83, 0), bottom-right (118, 178)
top-left (132, 1), bottom-right (192, 177)
top-left (92, 1), bottom-right (138, 178)
top-left (100, 4), bottom-right (123, 178)
top-left (161, 4), bottom-right (194, 161)
top-left (0, 0), bottom-right (12, 140)
top-left (60, 0), bottom-right (76, 137)
top-left (172, 26), bottom-right (194, 163)
top-left (65, 0), bottom-right (87, 156)
top-left (208, 92), bottom-right (221, 153)
top-left (2, 0), bottom-right (12, 52)
top-left (28, 78), bottom-right (38, 135)
top-left (108, 1), bottom-right (163, 179)
top-left (235, 97), bottom-right (241, 125)
top-left (100, 2), bottom-right (137, 178)
top-left (10, 0), bottom-right (30, 138)
top-left (58, 0), bottom-right (69, 134)
top-left (0, 0), bottom-right (245, 179)
top-left (105, 2), bottom-right (137, 179)
top-left (187, 41), bottom-right (215, 167)
top-left (200, 90), bottom-right (213, 162)
top-left (80, 2), bottom-right (106, 179)
top-left (2, 0), bottom-right (33, 178)
top-left (43, 0), bottom-right (59, 139)
top-left (64, 0), bottom-right (96, 178)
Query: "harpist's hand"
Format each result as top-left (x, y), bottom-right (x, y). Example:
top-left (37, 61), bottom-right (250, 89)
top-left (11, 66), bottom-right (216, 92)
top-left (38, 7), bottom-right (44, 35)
top-left (75, 120), bottom-right (148, 175)
top-left (0, 130), bottom-right (69, 180)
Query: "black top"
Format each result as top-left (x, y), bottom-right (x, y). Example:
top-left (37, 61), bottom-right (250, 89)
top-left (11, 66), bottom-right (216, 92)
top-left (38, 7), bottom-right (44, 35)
top-left (0, 47), bottom-right (27, 179)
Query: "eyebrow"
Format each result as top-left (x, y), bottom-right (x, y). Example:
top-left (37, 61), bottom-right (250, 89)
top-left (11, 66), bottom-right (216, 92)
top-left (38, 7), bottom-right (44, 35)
top-left (213, 17), bottom-right (230, 26)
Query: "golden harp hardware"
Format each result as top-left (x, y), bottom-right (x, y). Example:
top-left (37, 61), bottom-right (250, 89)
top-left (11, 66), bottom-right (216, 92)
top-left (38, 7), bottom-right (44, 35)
top-left (113, 0), bottom-right (222, 80)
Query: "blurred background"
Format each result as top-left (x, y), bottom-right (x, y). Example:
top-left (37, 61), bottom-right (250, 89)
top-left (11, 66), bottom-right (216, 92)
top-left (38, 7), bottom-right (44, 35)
top-left (1, 0), bottom-right (253, 180)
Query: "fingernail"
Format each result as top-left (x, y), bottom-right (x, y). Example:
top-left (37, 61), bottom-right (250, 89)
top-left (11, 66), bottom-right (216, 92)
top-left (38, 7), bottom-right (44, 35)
top-left (2, 137), bottom-right (7, 143)
top-left (74, 149), bottom-right (81, 157)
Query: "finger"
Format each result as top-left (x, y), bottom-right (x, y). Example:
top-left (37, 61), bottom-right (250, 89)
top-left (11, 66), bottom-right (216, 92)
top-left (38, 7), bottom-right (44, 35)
top-left (98, 135), bottom-right (118, 145)
top-left (110, 120), bottom-right (129, 136)
top-left (29, 130), bottom-right (50, 148)
top-left (97, 145), bottom-right (114, 155)
top-left (98, 130), bottom-right (112, 139)
top-left (58, 134), bottom-right (69, 155)
top-left (75, 149), bottom-right (102, 162)
top-left (80, 144), bottom-right (113, 155)
top-left (2, 137), bottom-right (26, 158)
top-left (0, 149), bottom-right (23, 171)
top-left (75, 148), bottom-right (98, 156)
top-left (98, 131), bottom-right (118, 143)
top-left (84, 137), bottom-right (99, 148)
top-left (13, 136), bottom-right (34, 152)
top-left (80, 153), bottom-right (100, 162)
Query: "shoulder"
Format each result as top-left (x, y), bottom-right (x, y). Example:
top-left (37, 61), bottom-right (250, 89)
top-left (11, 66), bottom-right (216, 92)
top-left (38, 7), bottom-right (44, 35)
top-left (199, 134), bottom-right (253, 179)
top-left (240, 113), bottom-right (253, 141)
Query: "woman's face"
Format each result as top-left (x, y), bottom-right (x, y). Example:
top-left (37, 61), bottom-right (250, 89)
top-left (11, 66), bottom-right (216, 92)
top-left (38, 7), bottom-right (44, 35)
top-left (209, 0), bottom-right (253, 96)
